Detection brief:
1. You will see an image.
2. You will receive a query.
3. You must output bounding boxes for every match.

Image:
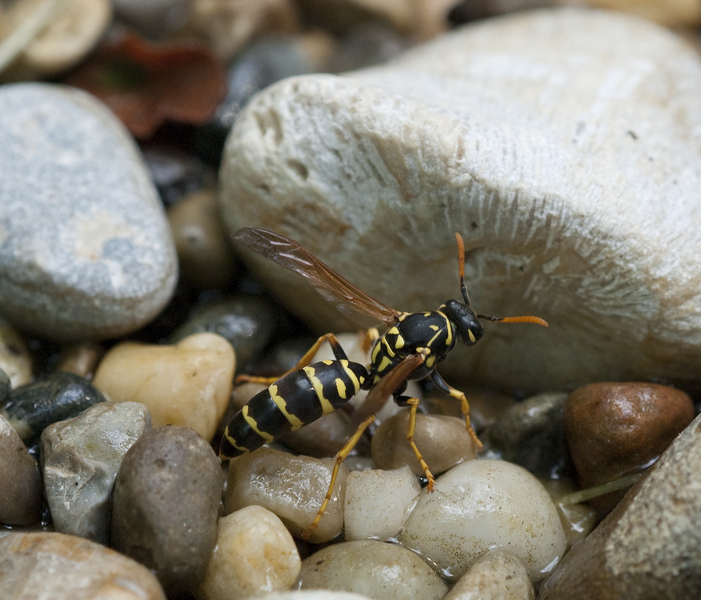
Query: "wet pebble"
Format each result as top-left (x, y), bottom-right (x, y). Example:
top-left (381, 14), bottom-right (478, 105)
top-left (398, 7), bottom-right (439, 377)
top-left (398, 459), bottom-right (567, 582)
top-left (41, 401), bottom-right (152, 544)
top-left (170, 296), bottom-right (275, 367)
top-left (295, 539), bottom-right (447, 599)
top-left (93, 332), bottom-right (235, 441)
top-left (0, 319), bottom-right (31, 388)
top-left (371, 409), bottom-right (479, 477)
top-left (563, 382), bottom-right (694, 511)
top-left (1, 371), bottom-right (107, 446)
top-left (540, 412), bottom-right (701, 599)
top-left (344, 466), bottom-right (420, 541)
top-left (111, 425), bottom-right (223, 597)
top-left (0, 83), bottom-right (178, 341)
top-left (167, 188), bottom-right (238, 290)
top-left (0, 415), bottom-right (42, 526)
top-left (485, 392), bottom-right (569, 478)
top-left (0, 531), bottom-right (166, 599)
top-left (195, 505), bottom-right (301, 600)
top-left (225, 447), bottom-right (347, 544)
top-left (444, 549), bottom-right (534, 600)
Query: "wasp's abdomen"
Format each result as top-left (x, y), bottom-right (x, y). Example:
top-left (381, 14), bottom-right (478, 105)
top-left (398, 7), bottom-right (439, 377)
top-left (220, 360), bottom-right (367, 459)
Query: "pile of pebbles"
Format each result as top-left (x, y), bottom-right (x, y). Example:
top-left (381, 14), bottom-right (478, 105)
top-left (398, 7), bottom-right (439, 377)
top-left (2, 1), bottom-right (701, 599)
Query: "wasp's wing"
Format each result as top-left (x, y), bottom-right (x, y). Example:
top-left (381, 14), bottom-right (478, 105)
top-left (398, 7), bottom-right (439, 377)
top-left (233, 227), bottom-right (400, 328)
top-left (352, 354), bottom-right (426, 425)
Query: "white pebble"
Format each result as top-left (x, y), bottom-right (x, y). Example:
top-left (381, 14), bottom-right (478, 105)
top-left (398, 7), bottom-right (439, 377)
top-left (398, 459), bottom-right (567, 582)
top-left (344, 466), bottom-right (420, 541)
top-left (195, 506), bottom-right (301, 600)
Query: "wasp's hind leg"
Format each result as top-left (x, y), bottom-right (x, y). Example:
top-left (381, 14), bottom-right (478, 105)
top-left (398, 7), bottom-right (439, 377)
top-left (301, 413), bottom-right (375, 541)
top-left (236, 332), bottom-right (350, 386)
top-left (429, 370), bottom-right (484, 452)
top-left (393, 393), bottom-right (436, 492)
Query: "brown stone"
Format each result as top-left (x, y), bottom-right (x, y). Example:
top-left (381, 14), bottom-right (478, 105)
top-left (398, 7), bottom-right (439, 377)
top-left (563, 382), bottom-right (694, 510)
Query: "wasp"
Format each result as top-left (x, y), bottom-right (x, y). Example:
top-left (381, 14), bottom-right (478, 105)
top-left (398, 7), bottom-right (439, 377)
top-left (222, 227), bottom-right (547, 540)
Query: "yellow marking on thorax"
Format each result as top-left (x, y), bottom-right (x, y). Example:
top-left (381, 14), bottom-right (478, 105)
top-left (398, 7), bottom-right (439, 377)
top-left (377, 355), bottom-right (393, 374)
top-left (242, 405), bottom-right (275, 442)
top-left (303, 366), bottom-right (335, 415)
top-left (381, 336), bottom-right (396, 357)
top-left (269, 384), bottom-right (304, 430)
top-left (437, 311), bottom-right (453, 346)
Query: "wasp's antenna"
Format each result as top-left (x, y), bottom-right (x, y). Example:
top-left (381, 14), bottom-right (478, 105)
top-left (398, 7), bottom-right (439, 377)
top-left (455, 232), bottom-right (471, 306)
top-left (478, 314), bottom-right (549, 327)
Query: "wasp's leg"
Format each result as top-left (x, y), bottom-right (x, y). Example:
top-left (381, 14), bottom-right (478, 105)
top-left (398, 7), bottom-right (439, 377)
top-left (394, 395), bottom-right (436, 492)
top-left (361, 327), bottom-right (380, 354)
top-left (429, 370), bottom-right (484, 452)
top-left (301, 414), bottom-right (375, 541)
top-left (236, 332), bottom-right (350, 385)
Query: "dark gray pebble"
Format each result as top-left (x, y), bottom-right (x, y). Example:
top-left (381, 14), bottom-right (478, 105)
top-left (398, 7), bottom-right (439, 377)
top-left (0, 371), bottom-right (107, 446)
top-left (110, 425), bottom-right (223, 597)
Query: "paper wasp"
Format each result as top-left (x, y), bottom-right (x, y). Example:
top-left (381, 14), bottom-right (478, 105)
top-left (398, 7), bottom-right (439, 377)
top-left (221, 227), bottom-right (547, 540)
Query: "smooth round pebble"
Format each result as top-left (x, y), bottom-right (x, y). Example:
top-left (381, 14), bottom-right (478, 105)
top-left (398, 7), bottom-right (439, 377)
top-left (142, 146), bottom-right (216, 206)
top-left (257, 593), bottom-right (372, 600)
top-left (54, 341), bottom-right (105, 379)
top-left (195, 505), bottom-right (301, 600)
top-left (0, 83), bottom-right (178, 341)
top-left (0, 319), bottom-right (31, 388)
top-left (444, 549), bottom-right (534, 600)
top-left (344, 466), bottom-right (420, 541)
top-left (295, 540), bottom-right (447, 599)
top-left (0, 415), bottom-right (42, 526)
top-left (41, 401), bottom-right (152, 544)
top-left (485, 392), bottom-right (569, 478)
top-left (167, 188), bottom-right (238, 290)
top-left (0, 531), bottom-right (165, 599)
top-left (563, 382), bottom-right (695, 510)
top-left (1, 371), bottom-right (108, 446)
top-left (111, 426), bottom-right (223, 597)
top-left (371, 409), bottom-right (479, 477)
top-left (170, 296), bottom-right (275, 367)
top-left (93, 332), bottom-right (235, 441)
top-left (398, 459), bottom-right (567, 582)
top-left (225, 447), bottom-right (347, 544)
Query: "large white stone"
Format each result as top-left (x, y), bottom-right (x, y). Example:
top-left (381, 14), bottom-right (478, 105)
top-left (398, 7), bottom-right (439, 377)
top-left (220, 8), bottom-right (701, 393)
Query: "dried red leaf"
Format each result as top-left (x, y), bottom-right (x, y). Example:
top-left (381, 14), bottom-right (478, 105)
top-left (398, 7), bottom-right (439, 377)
top-left (66, 31), bottom-right (227, 138)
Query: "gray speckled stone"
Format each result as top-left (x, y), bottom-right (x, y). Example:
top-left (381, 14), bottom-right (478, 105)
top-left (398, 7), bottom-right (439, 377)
top-left (0, 83), bottom-right (178, 341)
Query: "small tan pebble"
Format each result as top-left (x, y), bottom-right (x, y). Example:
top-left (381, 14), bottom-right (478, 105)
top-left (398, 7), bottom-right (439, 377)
top-left (0, 531), bottom-right (166, 599)
top-left (399, 459), bottom-right (567, 582)
top-left (93, 332), bottom-right (235, 441)
top-left (444, 549), bottom-right (534, 600)
top-left (3, 0), bottom-right (112, 80)
top-left (563, 382), bottom-right (694, 511)
top-left (225, 447), bottom-right (348, 544)
top-left (167, 188), bottom-right (237, 290)
top-left (295, 539), bottom-right (447, 599)
top-left (540, 411), bottom-right (701, 599)
top-left (0, 415), bottom-right (42, 526)
top-left (344, 465), bottom-right (420, 541)
top-left (185, 0), bottom-right (301, 61)
top-left (54, 341), bottom-right (104, 379)
top-left (0, 318), bottom-right (31, 387)
top-left (371, 409), bottom-right (479, 477)
top-left (194, 506), bottom-right (301, 600)
top-left (584, 0), bottom-right (701, 27)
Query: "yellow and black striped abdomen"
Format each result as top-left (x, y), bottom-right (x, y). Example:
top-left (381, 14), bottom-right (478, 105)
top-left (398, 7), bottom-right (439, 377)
top-left (220, 360), bottom-right (368, 459)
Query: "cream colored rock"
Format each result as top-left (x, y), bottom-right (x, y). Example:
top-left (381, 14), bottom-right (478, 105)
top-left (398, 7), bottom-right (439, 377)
top-left (92, 333), bottom-right (235, 441)
top-left (344, 465), bottom-right (420, 541)
top-left (195, 506), bottom-right (301, 600)
top-left (1, 0), bottom-right (112, 80)
top-left (0, 531), bottom-right (166, 599)
top-left (398, 459), bottom-right (567, 582)
top-left (580, 0), bottom-right (701, 27)
top-left (220, 8), bottom-right (701, 393)
top-left (444, 549), bottom-right (534, 600)
top-left (0, 318), bottom-right (31, 387)
top-left (225, 447), bottom-right (347, 544)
